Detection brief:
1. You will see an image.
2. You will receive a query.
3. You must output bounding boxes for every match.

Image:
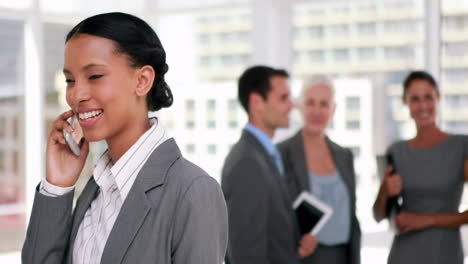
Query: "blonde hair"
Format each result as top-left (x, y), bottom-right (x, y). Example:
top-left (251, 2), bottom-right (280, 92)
top-left (298, 75), bottom-right (335, 105)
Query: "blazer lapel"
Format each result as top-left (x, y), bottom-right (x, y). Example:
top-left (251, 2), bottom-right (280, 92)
top-left (242, 131), bottom-right (292, 205)
top-left (67, 177), bottom-right (99, 264)
top-left (326, 137), bottom-right (354, 204)
top-left (290, 131), bottom-right (310, 192)
top-left (100, 138), bottom-right (181, 264)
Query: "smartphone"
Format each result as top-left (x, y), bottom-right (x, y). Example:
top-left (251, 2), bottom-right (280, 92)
top-left (386, 153), bottom-right (402, 215)
top-left (63, 115), bottom-right (83, 156)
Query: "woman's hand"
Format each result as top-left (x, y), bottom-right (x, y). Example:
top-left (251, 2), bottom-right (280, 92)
top-left (298, 234), bottom-right (318, 259)
top-left (46, 110), bottom-right (89, 187)
top-left (383, 166), bottom-right (402, 197)
top-left (396, 211), bottom-right (433, 233)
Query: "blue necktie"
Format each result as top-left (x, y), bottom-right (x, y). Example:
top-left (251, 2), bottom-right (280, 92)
top-left (271, 149), bottom-right (285, 176)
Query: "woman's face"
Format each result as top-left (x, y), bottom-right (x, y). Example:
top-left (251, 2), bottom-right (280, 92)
top-left (301, 84), bottom-right (335, 136)
top-left (64, 34), bottom-right (140, 142)
top-left (404, 79), bottom-right (439, 129)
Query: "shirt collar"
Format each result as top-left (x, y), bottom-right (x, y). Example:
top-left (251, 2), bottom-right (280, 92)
top-left (93, 117), bottom-right (168, 199)
top-left (244, 123), bottom-right (277, 155)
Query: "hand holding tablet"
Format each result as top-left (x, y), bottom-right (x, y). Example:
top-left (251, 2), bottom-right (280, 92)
top-left (293, 191), bottom-right (333, 236)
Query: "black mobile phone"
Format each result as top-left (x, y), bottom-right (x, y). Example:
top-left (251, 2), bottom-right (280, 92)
top-left (386, 153), bottom-right (402, 216)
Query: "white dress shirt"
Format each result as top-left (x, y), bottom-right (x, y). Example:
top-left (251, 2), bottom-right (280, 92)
top-left (40, 117), bottom-right (169, 264)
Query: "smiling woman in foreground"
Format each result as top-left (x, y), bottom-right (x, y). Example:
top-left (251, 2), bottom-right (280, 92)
top-left (21, 12), bottom-right (227, 264)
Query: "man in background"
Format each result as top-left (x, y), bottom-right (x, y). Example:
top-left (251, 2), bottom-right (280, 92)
top-left (222, 65), bottom-right (317, 264)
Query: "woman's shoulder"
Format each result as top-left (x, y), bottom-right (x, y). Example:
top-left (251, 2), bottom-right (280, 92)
top-left (325, 137), bottom-right (352, 156)
top-left (446, 134), bottom-right (468, 142)
top-left (277, 130), bottom-right (302, 153)
top-left (168, 156), bottom-right (218, 189)
top-left (387, 140), bottom-right (407, 153)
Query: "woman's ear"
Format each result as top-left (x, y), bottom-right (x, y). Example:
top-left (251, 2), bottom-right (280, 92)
top-left (135, 65), bottom-right (155, 97)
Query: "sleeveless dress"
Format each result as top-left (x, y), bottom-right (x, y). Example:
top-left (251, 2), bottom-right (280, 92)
top-left (387, 135), bottom-right (468, 264)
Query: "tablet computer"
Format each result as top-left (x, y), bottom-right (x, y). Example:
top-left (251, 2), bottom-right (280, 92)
top-left (292, 191), bottom-right (333, 236)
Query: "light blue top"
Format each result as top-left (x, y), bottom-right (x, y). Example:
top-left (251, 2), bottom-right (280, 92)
top-left (244, 123), bottom-right (284, 175)
top-left (309, 169), bottom-right (351, 245)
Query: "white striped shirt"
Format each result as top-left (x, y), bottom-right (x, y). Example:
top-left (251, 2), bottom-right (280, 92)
top-left (40, 117), bottom-right (169, 264)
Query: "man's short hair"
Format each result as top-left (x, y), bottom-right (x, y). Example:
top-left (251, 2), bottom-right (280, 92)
top-left (238, 65), bottom-right (289, 113)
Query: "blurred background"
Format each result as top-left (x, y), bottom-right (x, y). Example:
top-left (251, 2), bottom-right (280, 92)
top-left (1, 0), bottom-right (468, 263)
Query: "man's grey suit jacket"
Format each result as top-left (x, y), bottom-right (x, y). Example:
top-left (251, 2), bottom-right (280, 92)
top-left (221, 130), bottom-right (300, 264)
top-left (22, 138), bottom-right (228, 264)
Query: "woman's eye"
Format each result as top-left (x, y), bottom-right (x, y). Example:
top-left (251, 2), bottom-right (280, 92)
top-left (89, 74), bottom-right (103, 80)
top-left (65, 79), bottom-right (75, 83)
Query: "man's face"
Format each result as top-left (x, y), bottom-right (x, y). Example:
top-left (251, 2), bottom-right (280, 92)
top-left (258, 76), bottom-right (293, 129)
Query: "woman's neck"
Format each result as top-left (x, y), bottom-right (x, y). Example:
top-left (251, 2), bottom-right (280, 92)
top-left (412, 123), bottom-right (447, 147)
top-left (107, 118), bottom-right (151, 163)
top-left (302, 129), bottom-right (327, 149)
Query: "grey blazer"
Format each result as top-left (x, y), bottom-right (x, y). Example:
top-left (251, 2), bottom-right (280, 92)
top-left (22, 138), bottom-right (228, 264)
top-left (278, 131), bottom-right (361, 264)
top-left (221, 130), bottom-right (301, 264)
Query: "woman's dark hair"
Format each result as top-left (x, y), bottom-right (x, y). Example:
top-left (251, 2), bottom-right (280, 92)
top-left (402, 70), bottom-right (439, 101)
top-left (66, 12), bottom-right (173, 111)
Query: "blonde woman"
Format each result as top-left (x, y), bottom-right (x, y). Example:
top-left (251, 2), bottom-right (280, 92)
top-left (278, 76), bottom-right (361, 264)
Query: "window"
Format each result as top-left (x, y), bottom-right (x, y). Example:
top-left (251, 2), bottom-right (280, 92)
top-left (357, 47), bottom-right (376, 61)
top-left (207, 144), bottom-right (217, 155)
top-left (239, 54), bottom-right (250, 64)
top-left (332, 49), bottom-right (350, 62)
top-left (346, 120), bottom-right (361, 130)
top-left (390, 95), bottom-right (404, 114)
top-left (329, 24), bottom-right (349, 36)
top-left (227, 99), bottom-right (238, 129)
top-left (238, 31), bottom-right (249, 42)
top-left (308, 8), bottom-right (325, 16)
top-left (443, 42), bottom-right (468, 57)
top-left (185, 144), bottom-right (196, 154)
top-left (357, 22), bottom-right (377, 35)
top-left (0, 18), bottom-right (25, 254)
top-left (443, 15), bottom-right (468, 31)
top-left (220, 55), bottom-right (234, 66)
top-left (346, 97), bottom-right (361, 112)
top-left (207, 99), bottom-right (216, 111)
top-left (307, 26), bottom-right (324, 39)
top-left (384, 46), bottom-right (414, 60)
top-left (197, 34), bottom-right (210, 44)
top-left (309, 50), bottom-right (325, 63)
top-left (444, 68), bottom-right (468, 83)
top-left (444, 95), bottom-right (468, 110)
top-left (445, 121), bottom-right (468, 133)
top-left (185, 99), bottom-right (196, 129)
top-left (206, 99), bottom-right (216, 129)
top-left (228, 99), bottom-right (238, 111)
top-left (207, 120), bottom-right (216, 128)
top-left (383, 0), bottom-right (415, 10)
top-left (199, 56), bottom-right (211, 66)
top-left (228, 120), bottom-right (238, 129)
top-left (386, 71), bottom-right (407, 85)
top-left (331, 6), bottom-right (350, 14)
top-left (186, 120), bottom-right (195, 129)
top-left (384, 20), bottom-right (419, 34)
top-left (186, 99), bottom-right (195, 112)
top-left (357, 3), bottom-right (376, 12)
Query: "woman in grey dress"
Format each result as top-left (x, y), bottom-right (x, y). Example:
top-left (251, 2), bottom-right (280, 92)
top-left (278, 76), bottom-right (361, 264)
top-left (373, 71), bottom-right (468, 264)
